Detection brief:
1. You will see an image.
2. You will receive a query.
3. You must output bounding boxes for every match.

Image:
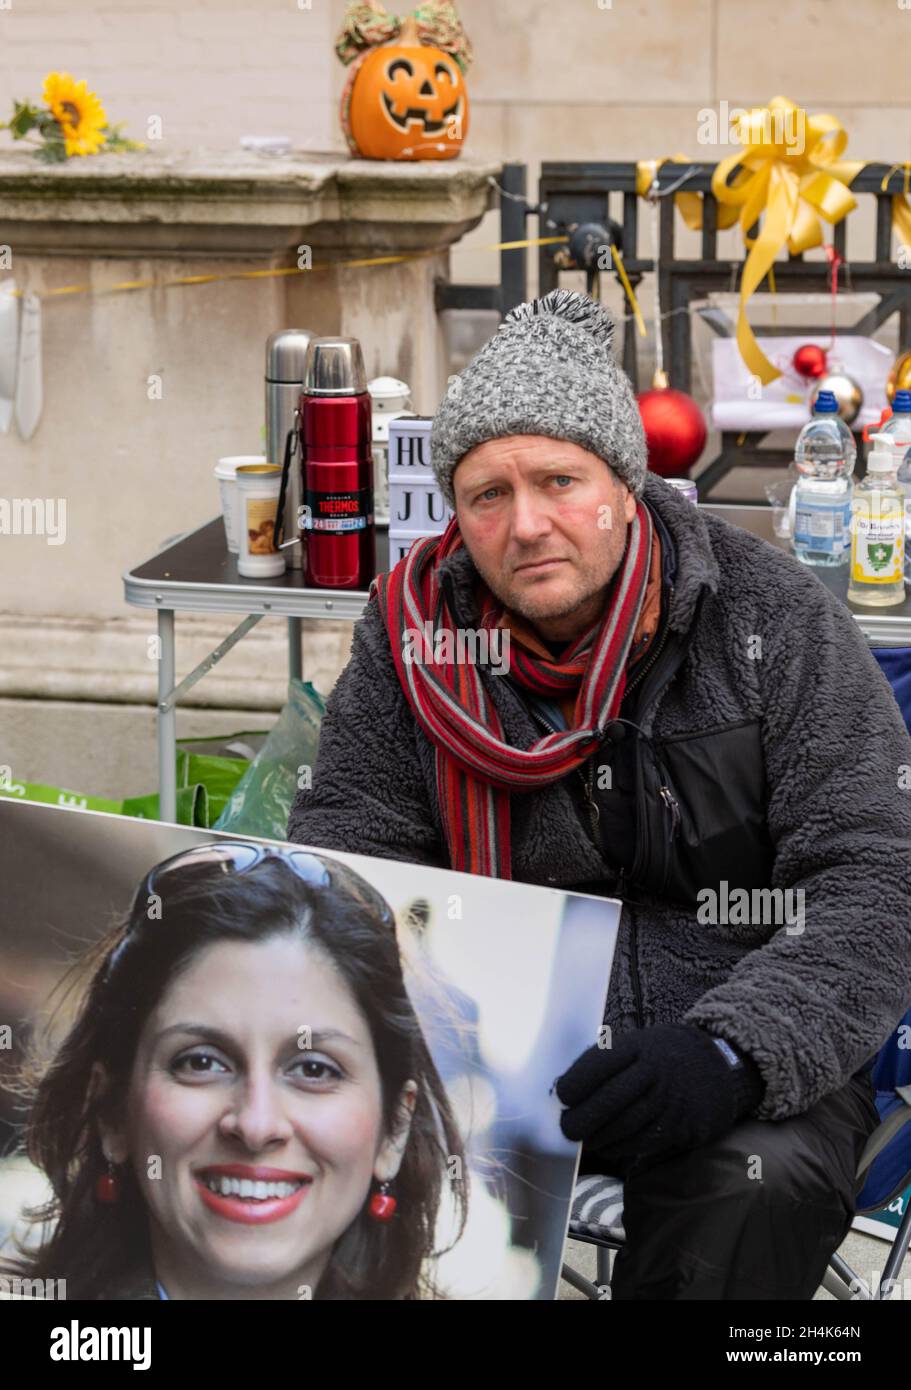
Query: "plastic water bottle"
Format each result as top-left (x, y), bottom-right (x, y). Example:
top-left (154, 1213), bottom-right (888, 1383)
top-left (792, 390), bottom-right (856, 567)
top-left (880, 389), bottom-right (911, 581)
top-left (900, 452), bottom-right (911, 584)
top-left (848, 432), bottom-right (905, 607)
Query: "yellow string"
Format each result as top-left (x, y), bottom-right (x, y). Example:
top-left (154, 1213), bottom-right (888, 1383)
top-left (6, 234), bottom-right (571, 302)
top-left (610, 244), bottom-right (647, 337)
top-left (880, 161), bottom-right (911, 195)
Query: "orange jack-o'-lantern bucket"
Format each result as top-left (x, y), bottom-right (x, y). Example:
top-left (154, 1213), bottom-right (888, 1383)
top-left (337, 3), bottom-right (473, 161)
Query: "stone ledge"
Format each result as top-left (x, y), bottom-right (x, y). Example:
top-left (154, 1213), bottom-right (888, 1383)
top-left (0, 146), bottom-right (503, 257)
top-left (0, 696), bottom-right (282, 801)
top-left (0, 612), bottom-right (355, 709)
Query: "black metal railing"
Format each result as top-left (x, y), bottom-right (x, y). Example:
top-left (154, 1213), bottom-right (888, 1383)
top-left (439, 161), bottom-right (911, 501)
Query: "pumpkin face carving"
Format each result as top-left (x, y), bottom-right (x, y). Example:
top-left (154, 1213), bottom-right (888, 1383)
top-left (347, 40), bottom-right (469, 160)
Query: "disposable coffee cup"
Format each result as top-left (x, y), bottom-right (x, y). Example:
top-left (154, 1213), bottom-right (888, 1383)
top-left (235, 463), bottom-right (285, 578)
top-left (215, 455), bottom-right (265, 554)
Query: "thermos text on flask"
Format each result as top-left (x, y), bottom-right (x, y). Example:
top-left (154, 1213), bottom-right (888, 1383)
top-left (304, 484), bottom-right (373, 531)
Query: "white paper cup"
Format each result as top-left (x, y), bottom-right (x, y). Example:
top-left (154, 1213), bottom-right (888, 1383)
top-left (215, 455), bottom-right (265, 553)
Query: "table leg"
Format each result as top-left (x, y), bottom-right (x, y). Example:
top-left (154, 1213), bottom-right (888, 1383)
top-left (288, 616), bottom-right (303, 683)
top-left (158, 608), bottom-right (177, 824)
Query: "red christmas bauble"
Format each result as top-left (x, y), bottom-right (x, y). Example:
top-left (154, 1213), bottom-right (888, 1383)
top-left (792, 343), bottom-right (828, 379)
top-left (637, 387), bottom-right (707, 477)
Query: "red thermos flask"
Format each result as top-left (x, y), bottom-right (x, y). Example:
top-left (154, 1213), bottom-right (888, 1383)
top-left (299, 337), bottom-right (376, 589)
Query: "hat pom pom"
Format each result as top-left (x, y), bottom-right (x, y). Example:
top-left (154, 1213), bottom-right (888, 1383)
top-left (499, 289), bottom-right (615, 350)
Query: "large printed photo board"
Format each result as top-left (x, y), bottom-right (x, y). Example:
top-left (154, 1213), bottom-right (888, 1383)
top-left (0, 799), bottom-right (620, 1301)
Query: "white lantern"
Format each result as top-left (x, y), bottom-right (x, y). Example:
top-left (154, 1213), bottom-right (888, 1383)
top-left (368, 376), bottom-right (412, 527)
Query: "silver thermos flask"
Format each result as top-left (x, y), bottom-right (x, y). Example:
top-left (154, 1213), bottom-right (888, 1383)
top-left (265, 329), bottom-right (314, 570)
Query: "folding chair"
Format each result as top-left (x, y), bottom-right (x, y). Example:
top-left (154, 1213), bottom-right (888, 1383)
top-left (561, 1009), bottom-right (911, 1301)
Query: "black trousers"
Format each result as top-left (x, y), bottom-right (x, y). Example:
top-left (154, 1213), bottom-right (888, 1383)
top-left (606, 1070), bottom-right (881, 1300)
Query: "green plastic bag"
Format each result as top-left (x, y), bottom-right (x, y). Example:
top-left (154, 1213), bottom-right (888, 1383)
top-left (117, 741), bottom-right (258, 826)
top-left (121, 783), bottom-right (211, 827)
top-left (0, 732), bottom-right (270, 828)
top-left (214, 679), bottom-right (326, 841)
top-left (0, 777), bottom-right (124, 816)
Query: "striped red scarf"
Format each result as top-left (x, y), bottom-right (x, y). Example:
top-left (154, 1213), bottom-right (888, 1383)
top-left (369, 500), bottom-right (654, 879)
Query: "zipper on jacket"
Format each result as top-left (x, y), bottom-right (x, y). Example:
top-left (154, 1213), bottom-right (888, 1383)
top-left (581, 759), bottom-right (600, 838)
top-left (658, 715), bottom-right (756, 745)
top-left (658, 781), bottom-right (681, 842)
top-left (628, 745), bottom-right (680, 892)
top-left (526, 697), bottom-right (562, 738)
top-left (524, 695), bottom-right (602, 847)
top-left (621, 582), bottom-right (675, 704)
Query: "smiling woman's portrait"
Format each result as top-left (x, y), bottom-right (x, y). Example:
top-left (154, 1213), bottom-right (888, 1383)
top-left (1, 841), bottom-right (468, 1300)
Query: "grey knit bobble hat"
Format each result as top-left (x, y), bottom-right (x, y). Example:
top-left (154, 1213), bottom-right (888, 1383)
top-left (430, 288), bottom-right (647, 510)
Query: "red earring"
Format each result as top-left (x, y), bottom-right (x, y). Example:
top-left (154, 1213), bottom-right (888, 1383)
top-left (95, 1156), bottom-right (121, 1204)
top-left (368, 1180), bottom-right (397, 1222)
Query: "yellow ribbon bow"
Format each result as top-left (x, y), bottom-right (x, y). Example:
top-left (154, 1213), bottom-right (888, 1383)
top-left (882, 162), bottom-right (911, 257)
top-left (711, 96), bottom-right (863, 384)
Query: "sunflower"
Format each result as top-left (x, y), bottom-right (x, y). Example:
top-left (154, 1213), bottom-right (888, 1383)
top-left (42, 72), bottom-right (107, 156)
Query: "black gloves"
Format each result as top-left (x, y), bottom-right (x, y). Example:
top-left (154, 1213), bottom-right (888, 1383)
top-left (556, 1023), bottom-right (766, 1177)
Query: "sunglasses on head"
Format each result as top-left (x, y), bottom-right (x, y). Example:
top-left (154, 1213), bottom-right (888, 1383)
top-left (129, 840), bottom-right (395, 933)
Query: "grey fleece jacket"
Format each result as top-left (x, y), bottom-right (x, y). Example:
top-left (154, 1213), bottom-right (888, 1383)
top-left (287, 473), bottom-right (911, 1122)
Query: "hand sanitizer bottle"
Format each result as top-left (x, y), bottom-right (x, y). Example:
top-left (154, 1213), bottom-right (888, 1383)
top-left (848, 432), bottom-right (906, 607)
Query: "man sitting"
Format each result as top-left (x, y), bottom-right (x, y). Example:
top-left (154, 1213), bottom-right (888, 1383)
top-left (288, 289), bottom-right (911, 1299)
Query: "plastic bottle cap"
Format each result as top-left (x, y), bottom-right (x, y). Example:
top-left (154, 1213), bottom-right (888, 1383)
top-left (813, 390), bottom-right (839, 413)
top-left (867, 432), bottom-right (899, 472)
top-left (893, 389), bottom-right (911, 413)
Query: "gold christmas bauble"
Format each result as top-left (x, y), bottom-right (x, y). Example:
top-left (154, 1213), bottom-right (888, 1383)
top-left (886, 350), bottom-right (911, 403)
top-left (811, 372), bottom-right (863, 425)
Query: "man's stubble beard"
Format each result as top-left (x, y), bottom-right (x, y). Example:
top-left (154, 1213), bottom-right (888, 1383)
top-left (471, 549), bottom-right (621, 626)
